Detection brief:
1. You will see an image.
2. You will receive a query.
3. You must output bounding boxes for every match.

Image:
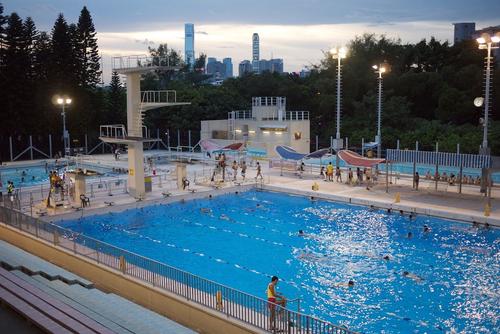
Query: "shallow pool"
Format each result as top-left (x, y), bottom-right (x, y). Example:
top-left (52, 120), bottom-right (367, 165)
top-left (0, 162), bottom-right (119, 190)
top-left (57, 190), bottom-right (499, 333)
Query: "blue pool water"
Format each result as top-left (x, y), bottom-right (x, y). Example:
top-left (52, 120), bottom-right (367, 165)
top-left (57, 190), bottom-right (499, 333)
top-left (0, 163), bottom-right (118, 190)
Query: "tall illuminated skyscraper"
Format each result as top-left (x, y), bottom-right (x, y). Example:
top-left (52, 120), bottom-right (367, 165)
top-left (252, 33), bottom-right (259, 73)
top-left (185, 23), bottom-right (195, 69)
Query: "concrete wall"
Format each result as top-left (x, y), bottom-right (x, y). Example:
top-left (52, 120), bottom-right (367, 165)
top-left (0, 224), bottom-right (264, 334)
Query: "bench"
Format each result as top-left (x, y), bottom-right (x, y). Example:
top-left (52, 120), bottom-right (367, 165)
top-left (36, 209), bottom-right (48, 216)
top-left (0, 267), bottom-right (114, 334)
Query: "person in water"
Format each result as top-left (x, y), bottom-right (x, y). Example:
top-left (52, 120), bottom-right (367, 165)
top-left (332, 280), bottom-right (355, 288)
top-left (403, 271), bottom-right (424, 282)
top-left (267, 276), bottom-right (286, 330)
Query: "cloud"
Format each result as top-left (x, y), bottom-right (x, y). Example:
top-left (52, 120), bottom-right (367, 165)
top-left (135, 38), bottom-right (156, 46)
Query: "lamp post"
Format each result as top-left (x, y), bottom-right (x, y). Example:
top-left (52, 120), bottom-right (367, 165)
top-left (372, 64), bottom-right (386, 158)
top-left (477, 33), bottom-right (499, 155)
top-left (57, 97), bottom-right (72, 157)
top-left (330, 47), bottom-right (347, 167)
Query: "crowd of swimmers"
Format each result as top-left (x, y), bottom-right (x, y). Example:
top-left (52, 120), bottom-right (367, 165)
top-left (210, 153), bottom-right (260, 182)
top-left (319, 162), bottom-right (374, 189)
top-left (424, 170), bottom-right (482, 185)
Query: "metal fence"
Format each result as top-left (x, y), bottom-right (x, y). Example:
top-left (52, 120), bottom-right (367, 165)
top-left (0, 203), bottom-right (356, 334)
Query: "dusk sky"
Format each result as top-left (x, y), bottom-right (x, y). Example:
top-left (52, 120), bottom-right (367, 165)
top-left (4, 0), bottom-right (500, 83)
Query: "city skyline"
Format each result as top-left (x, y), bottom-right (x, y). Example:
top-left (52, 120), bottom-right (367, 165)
top-left (5, 0), bottom-right (500, 83)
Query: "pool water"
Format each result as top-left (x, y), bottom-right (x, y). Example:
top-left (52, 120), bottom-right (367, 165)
top-left (58, 190), bottom-right (500, 333)
top-left (0, 163), bottom-right (118, 190)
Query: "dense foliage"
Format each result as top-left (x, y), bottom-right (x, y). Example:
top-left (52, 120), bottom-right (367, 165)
top-left (0, 3), bottom-right (498, 160)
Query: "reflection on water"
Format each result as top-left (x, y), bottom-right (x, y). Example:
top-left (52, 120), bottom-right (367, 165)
top-left (58, 191), bottom-right (500, 334)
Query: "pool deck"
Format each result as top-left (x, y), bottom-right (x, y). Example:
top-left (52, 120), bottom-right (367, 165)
top-left (5, 153), bottom-right (499, 227)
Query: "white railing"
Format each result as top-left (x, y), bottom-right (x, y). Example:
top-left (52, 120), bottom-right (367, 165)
top-left (100, 125), bottom-right (127, 138)
top-left (141, 90), bottom-right (177, 104)
top-left (285, 111), bottom-right (309, 120)
top-left (228, 110), bottom-right (253, 120)
top-left (112, 55), bottom-right (172, 70)
top-left (252, 96), bottom-right (286, 108)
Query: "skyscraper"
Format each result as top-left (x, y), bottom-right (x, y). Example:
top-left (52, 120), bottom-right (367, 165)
top-left (238, 60), bottom-right (252, 77)
top-left (453, 22), bottom-right (476, 44)
top-left (184, 23), bottom-right (195, 69)
top-left (223, 58), bottom-right (233, 78)
top-left (252, 33), bottom-right (260, 73)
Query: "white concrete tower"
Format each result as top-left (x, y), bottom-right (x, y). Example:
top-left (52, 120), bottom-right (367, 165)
top-left (100, 56), bottom-right (190, 199)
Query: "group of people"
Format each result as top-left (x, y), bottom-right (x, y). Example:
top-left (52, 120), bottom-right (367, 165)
top-left (211, 153), bottom-right (261, 182)
top-left (319, 163), bottom-right (374, 187)
top-left (424, 170), bottom-right (482, 186)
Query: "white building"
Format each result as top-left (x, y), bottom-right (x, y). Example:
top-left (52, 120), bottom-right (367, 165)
top-left (201, 97), bottom-right (310, 157)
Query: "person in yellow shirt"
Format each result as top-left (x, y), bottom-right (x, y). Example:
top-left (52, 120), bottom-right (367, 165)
top-left (266, 276), bottom-right (286, 330)
top-left (326, 162), bottom-right (334, 182)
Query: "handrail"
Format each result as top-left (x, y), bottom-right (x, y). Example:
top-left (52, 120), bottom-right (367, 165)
top-left (0, 202), bottom-right (357, 334)
top-left (112, 55), bottom-right (171, 70)
top-left (141, 90), bottom-right (177, 104)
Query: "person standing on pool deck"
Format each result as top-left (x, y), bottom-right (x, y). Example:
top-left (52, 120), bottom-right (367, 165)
top-left (267, 276), bottom-right (286, 331)
top-left (255, 162), bottom-right (263, 180)
top-left (240, 161), bottom-right (247, 180)
top-left (232, 160), bottom-right (238, 181)
top-left (326, 162), bottom-right (334, 182)
top-left (414, 172), bottom-right (420, 190)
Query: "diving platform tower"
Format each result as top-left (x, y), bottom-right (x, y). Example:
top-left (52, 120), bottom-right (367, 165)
top-left (99, 56), bottom-right (190, 198)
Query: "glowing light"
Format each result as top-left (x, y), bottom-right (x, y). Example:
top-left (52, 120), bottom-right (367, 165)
top-left (262, 131), bottom-right (270, 134)
top-left (492, 36), bottom-right (500, 43)
top-left (57, 98), bottom-right (64, 104)
top-left (476, 37), bottom-right (486, 44)
top-left (249, 130), bottom-right (256, 134)
top-left (275, 131), bottom-right (283, 135)
top-left (235, 129), bottom-right (242, 133)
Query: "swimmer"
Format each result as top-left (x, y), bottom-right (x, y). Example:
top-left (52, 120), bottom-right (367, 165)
top-left (369, 205), bottom-right (375, 211)
top-left (298, 230), bottom-right (305, 236)
top-left (332, 280), bottom-right (355, 288)
top-left (409, 212), bottom-right (415, 220)
top-left (402, 271), bottom-right (424, 282)
top-left (200, 207), bottom-right (211, 214)
top-left (423, 225), bottom-right (430, 233)
top-left (399, 210), bottom-right (404, 215)
top-left (387, 208), bottom-right (392, 214)
top-left (219, 214), bottom-right (231, 221)
top-left (209, 194), bottom-right (213, 199)
top-left (407, 232), bottom-right (413, 238)
top-left (383, 255), bottom-right (390, 261)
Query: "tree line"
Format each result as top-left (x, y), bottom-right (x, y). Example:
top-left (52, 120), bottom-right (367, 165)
top-left (0, 3), bottom-right (498, 159)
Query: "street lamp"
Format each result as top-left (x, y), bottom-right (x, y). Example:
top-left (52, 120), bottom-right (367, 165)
top-left (372, 64), bottom-right (386, 158)
top-left (330, 46), bottom-right (347, 167)
top-left (57, 97), bottom-right (72, 157)
top-left (477, 33), bottom-right (499, 155)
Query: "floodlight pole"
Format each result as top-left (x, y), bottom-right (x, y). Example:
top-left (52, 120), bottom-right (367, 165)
top-left (377, 70), bottom-right (383, 159)
top-left (482, 42), bottom-right (492, 154)
top-left (335, 56), bottom-right (342, 168)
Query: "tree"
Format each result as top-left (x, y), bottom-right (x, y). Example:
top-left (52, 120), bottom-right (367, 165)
top-left (76, 6), bottom-right (100, 88)
top-left (106, 71), bottom-right (126, 124)
top-left (49, 13), bottom-right (75, 89)
top-left (2, 12), bottom-right (32, 133)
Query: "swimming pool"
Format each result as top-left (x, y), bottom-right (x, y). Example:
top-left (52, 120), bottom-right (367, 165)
top-left (0, 162), bottom-right (119, 190)
top-left (57, 190), bottom-right (499, 333)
